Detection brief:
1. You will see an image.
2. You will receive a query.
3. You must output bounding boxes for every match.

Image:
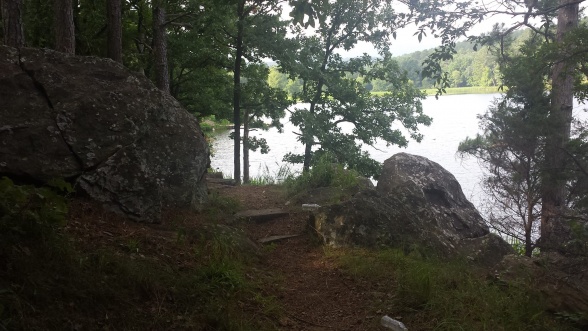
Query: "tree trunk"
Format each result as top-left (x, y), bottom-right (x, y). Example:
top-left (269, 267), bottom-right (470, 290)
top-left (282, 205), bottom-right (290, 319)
top-left (54, 0), bottom-right (75, 54)
top-left (303, 79), bottom-right (326, 172)
top-left (525, 200), bottom-right (534, 257)
top-left (232, 0), bottom-right (245, 185)
top-left (303, 137), bottom-right (312, 172)
top-left (540, 0), bottom-right (578, 251)
top-left (243, 110), bottom-right (250, 184)
top-left (152, 0), bottom-right (169, 92)
top-left (1, 0), bottom-right (25, 47)
top-left (133, 0), bottom-right (146, 74)
top-left (302, 28), bottom-right (334, 172)
top-left (106, 0), bottom-right (122, 63)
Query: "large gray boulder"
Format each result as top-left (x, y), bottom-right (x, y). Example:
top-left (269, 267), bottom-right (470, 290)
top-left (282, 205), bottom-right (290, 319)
top-left (0, 46), bottom-right (209, 222)
top-left (311, 153), bottom-right (513, 262)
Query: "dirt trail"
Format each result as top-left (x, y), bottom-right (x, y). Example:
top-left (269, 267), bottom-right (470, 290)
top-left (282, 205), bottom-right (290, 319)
top-left (212, 183), bottom-right (379, 331)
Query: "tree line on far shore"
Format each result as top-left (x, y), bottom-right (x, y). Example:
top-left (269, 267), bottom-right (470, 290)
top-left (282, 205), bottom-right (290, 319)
top-left (267, 32), bottom-right (529, 95)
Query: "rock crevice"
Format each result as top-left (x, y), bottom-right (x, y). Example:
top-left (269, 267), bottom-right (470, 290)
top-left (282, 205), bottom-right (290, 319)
top-left (0, 46), bottom-right (209, 222)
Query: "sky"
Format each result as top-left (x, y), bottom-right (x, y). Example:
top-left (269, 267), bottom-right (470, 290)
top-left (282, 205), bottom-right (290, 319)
top-left (338, 0), bottom-right (587, 58)
top-left (340, 13), bottom-right (513, 58)
top-left (277, 0), bottom-right (588, 59)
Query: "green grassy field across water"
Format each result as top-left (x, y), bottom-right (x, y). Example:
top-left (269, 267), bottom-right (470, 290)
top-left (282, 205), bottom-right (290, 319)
top-left (372, 86), bottom-right (503, 97)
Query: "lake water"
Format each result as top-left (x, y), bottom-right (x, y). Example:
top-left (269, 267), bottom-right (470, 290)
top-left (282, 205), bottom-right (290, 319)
top-left (211, 94), bottom-right (503, 209)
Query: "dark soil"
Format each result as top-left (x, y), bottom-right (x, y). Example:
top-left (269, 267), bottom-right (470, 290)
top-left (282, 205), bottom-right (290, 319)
top-left (212, 183), bottom-right (380, 331)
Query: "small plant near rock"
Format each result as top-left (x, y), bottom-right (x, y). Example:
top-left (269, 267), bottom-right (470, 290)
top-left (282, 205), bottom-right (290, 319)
top-left (125, 238), bottom-right (141, 253)
top-left (283, 154), bottom-right (360, 197)
top-left (506, 236), bottom-right (536, 256)
top-left (0, 177), bottom-right (72, 233)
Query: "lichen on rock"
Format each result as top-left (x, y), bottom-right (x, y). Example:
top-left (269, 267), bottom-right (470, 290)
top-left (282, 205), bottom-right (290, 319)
top-left (310, 153), bottom-right (513, 263)
top-left (0, 46), bottom-right (209, 222)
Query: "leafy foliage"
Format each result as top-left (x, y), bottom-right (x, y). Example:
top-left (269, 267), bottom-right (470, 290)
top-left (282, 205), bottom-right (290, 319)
top-left (240, 63), bottom-right (292, 156)
top-left (283, 153), bottom-right (361, 197)
top-left (458, 39), bottom-right (551, 257)
top-left (281, 0), bottom-right (430, 178)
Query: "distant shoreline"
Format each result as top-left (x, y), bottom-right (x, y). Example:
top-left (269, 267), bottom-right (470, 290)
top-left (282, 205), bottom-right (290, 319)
top-left (421, 86), bottom-right (504, 96)
top-left (204, 88), bottom-right (504, 132)
top-left (371, 86), bottom-right (504, 97)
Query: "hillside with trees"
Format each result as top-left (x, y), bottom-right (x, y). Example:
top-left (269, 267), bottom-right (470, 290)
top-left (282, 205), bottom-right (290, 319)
top-left (268, 30), bottom-right (530, 93)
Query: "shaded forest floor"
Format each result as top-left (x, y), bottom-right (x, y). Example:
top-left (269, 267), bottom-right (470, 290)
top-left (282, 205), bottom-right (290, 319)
top-left (212, 183), bottom-right (381, 331)
top-left (0, 180), bottom-right (583, 330)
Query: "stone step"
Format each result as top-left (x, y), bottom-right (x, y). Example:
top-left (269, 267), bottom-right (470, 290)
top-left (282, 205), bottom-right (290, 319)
top-left (234, 208), bottom-right (289, 223)
top-left (207, 177), bottom-right (236, 186)
top-left (258, 234), bottom-right (301, 244)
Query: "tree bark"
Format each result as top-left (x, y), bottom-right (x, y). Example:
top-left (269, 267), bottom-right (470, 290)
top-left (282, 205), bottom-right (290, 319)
top-left (302, 22), bottom-right (337, 172)
top-left (303, 75), bottom-right (325, 172)
top-left (243, 109), bottom-right (250, 183)
top-left (1, 0), bottom-right (25, 47)
top-left (303, 137), bottom-right (313, 172)
top-left (526, 199), bottom-right (534, 257)
top-left (106, 0), bottom-right (122, 63)
top-left (232, 0), bottom-right (245, 185)
top-left (152, 0), bottom-right (169, 92)
top-left (540, 0), bottom-right (578, 251)
top-left (132, 0), bottom-right (146, 74)
top-left (54, 0), bottom-right (75, 54)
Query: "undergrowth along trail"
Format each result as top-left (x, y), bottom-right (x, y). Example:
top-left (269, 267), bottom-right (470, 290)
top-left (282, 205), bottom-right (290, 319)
top-left (0, 176), bottom-right (581, 330)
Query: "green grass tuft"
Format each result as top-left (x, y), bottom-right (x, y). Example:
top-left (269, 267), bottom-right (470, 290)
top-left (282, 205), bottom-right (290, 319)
top-left (248, 163), bottom-right (295, 185)
top-left (334, 247), bottom-right (580, 331)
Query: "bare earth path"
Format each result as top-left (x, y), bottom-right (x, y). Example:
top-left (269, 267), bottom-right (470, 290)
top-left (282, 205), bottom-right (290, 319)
top-left (211, 183), bottom-right (381, 331)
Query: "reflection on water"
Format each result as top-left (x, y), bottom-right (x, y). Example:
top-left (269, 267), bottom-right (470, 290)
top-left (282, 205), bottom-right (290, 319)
top-left (210, 93), bottom-right (587, 211)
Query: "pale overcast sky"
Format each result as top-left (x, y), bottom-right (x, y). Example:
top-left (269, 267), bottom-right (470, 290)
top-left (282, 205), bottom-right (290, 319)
top-left (340, 13), bottom-right (513, 58)
top-left (277, 1), bottom-right (564, 59)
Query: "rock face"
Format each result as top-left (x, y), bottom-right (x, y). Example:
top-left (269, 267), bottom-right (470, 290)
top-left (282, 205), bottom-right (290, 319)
top-left (311, 153), bottom-right (513, 262)
top-left (0, 46), bottom-right (209, 222)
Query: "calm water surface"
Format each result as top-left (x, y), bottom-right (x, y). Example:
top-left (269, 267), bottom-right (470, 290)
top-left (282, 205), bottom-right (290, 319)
top-left (211, 94), bottom-right (502, 209)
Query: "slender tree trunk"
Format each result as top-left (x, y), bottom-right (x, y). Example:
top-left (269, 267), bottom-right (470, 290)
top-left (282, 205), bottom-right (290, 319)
top-left (1, 0), bottom-right (25, 47)
top-left (54, 0), bottom-right (75, 54)
top-left (72, 0), bottom-right (80, 46)
top-left (243, 110), bottom-right (250, 183)
top-left (303, 27), bottom-right (335, 172)
top-left (540, 0), bottom-right (578, 251)
top-left (233, 0), bottom-right (245, 185)
top-left (303, 76), bottom-right (327, 172)
top-left (152, 0), bottom-right (169, 92)
top-left (133, 0), bottom-right (145, 75)
top-left (106, 0), bottom-right (122, 63)
top-left (303, 136), bottom-right (313, 172)
top-left (303, 78), bottom-right (327, 172)
top-left (525, 200), bottom-right (534, 257)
